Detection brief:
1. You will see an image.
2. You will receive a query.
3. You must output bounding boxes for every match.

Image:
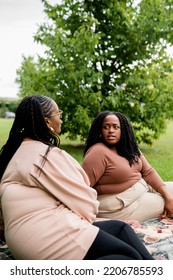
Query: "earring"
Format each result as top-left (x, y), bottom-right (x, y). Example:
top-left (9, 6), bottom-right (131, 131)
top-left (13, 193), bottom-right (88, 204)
top-left (50, 127), bottom-right (55, 132)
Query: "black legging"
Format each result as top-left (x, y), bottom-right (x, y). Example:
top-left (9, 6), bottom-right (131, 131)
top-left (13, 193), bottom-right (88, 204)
top-left (84, 220), bottom-right (153, 260)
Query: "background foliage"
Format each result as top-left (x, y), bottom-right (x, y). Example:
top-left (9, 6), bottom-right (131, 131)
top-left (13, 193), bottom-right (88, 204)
top-left (1, 118), bottom-right (173, 181)
top-left (0, 99), bottom-right (18, 118)
top-left (16, 0), bottom-right (173, 144)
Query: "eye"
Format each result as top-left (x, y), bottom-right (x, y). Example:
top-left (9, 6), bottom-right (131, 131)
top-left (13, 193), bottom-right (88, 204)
top-left (103, 124), bottom-right (110, 130)
top-left (113, 124), bottom-right (120, 130)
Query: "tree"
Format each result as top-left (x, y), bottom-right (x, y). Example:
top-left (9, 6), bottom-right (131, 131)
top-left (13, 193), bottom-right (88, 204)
top-left (16, 0), bottom-right (173, 144)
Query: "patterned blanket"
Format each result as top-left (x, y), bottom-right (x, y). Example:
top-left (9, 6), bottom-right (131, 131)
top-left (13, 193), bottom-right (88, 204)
top-left (134, 217), bottom-right (173, 260)
top-left (1, 217), bottom-right (173, 260)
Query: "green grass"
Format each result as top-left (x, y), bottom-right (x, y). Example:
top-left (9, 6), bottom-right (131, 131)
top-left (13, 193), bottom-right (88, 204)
top-left (0, 118), bottom-right (14, 148)
top-left (139, 120), bottom-right (173, 181)
top-left (0, 118), bottom-right (173, 181)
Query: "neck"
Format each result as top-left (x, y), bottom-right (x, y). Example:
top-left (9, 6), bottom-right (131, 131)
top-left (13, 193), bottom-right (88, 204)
top-left (23, 137), bottom-right (33, 142)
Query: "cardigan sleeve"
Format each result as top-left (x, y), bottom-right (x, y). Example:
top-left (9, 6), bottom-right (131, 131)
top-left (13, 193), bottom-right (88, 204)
top-left (30, 148), bottom-right (99, 223)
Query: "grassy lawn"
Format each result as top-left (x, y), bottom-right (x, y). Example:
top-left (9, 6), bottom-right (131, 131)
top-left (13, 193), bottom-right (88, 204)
top-left (0, 118), bottom-right (14, 148)
top-left (139, 120), bottom-right (173, 181)
top-left (0, 118), bottom-right (173, 181)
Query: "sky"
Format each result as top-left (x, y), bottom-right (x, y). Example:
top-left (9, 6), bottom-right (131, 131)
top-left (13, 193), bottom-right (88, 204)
top-left (1, 0), bottom-right (173, 100)
top-left (0, 0), bottom-right (52, 99)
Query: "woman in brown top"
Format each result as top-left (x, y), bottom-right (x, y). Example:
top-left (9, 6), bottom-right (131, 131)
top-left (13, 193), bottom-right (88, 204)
top-left (0, 95), bottom-right (153, 260)
top-left (82, 111), bottom-right (173, 222)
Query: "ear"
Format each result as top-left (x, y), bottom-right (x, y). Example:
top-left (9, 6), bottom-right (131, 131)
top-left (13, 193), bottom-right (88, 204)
top-left (45, 117), bottom-right (50, 127)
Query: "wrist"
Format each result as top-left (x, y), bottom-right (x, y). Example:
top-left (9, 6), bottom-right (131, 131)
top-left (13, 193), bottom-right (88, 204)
top-left (157, 185), bottom-right (170, 198)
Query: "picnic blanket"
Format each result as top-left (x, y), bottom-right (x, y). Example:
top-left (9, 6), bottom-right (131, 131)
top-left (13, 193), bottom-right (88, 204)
top-left (134, 217), bottom-right (173, 260)
top-left (1, 217), bottom-right (173, 260)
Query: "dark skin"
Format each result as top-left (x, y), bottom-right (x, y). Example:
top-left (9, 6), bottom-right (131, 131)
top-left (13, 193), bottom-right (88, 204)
top-left (101, 114), bottom-right (173, 219)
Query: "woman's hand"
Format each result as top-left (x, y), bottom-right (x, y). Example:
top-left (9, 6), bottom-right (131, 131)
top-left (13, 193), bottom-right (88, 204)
top-left (156, 184), bottom-right (173, 218)
top-left (162, 195), bottom-right (173, 218)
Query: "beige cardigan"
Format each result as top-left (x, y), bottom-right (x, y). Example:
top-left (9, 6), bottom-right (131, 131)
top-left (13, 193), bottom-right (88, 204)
top-left (0, 141), bottom-right (99, 259)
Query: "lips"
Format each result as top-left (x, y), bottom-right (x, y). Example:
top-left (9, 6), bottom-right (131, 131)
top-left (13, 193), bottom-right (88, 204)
top-left (107, 136), bottom-right (115, 140)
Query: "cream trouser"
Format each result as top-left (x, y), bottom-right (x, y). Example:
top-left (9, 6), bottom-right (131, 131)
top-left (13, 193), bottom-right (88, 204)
top-left (97, 180), bottom-right (173, 222)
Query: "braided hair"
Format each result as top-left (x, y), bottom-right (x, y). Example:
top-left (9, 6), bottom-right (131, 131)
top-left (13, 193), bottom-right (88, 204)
top-left (83, 111), bottom-right (141, 166)
top-left (0, 95), bottom-right (60, 180)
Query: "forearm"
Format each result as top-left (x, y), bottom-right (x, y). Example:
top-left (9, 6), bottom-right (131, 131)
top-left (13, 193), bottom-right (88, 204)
top-left (141, 154), bottom-right (166, 191)
top-left (157, 184), bottom-right (173, 200)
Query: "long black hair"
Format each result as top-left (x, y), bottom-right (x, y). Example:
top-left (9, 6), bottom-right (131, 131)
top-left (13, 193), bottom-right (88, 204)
top-left (0, 95), bottom-right (60, 180)
top-left (83, 111), bottom-right (141, 166)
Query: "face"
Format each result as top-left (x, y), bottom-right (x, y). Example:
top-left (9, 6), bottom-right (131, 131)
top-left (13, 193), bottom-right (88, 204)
top-left (45, 100), bottom-right (63, 135)
top-left (101, 114), bottom-right (121, 147)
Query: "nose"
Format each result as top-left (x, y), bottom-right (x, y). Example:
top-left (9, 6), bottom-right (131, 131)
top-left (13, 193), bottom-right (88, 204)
top-left (108, 126), bottom-right (115, 132)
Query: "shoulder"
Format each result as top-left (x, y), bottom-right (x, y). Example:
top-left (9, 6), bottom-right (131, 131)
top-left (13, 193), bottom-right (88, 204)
top-left (139, 153), bottom-right (148, 162)
top-left (138, 153), bottom-right (152, 169)
top-left (83, 143), bottom-right (111, 164)
top-left (48, 146), bottom-right (81, 167)
top-left (86, 142), bottom-right (110, 154)
top-left (21, 140), bottom-right (49, 151)
top-left (21, 141), bottom-right (65, 161)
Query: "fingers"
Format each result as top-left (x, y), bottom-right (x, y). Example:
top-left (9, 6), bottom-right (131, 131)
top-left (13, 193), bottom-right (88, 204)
top-left (162, 209), bottom-right (172, 218)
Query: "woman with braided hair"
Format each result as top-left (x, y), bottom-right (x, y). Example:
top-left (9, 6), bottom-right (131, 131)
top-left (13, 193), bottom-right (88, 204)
top-left (0, 96), bottom-right (153, 260)
top-left (82, 111), bottom-right (173, 222)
